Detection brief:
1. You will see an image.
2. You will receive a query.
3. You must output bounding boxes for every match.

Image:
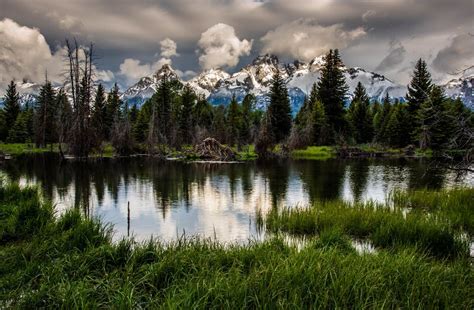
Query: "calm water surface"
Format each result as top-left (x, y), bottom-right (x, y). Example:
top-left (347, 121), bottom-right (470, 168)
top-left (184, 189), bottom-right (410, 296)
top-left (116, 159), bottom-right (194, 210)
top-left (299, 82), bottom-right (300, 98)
top-left (1, 154), bottom-right (472, 242)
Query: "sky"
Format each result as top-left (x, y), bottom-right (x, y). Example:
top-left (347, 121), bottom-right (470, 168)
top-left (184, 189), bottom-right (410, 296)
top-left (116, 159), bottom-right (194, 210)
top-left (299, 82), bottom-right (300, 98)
top-left (0, 0), bottom-right (473, 89)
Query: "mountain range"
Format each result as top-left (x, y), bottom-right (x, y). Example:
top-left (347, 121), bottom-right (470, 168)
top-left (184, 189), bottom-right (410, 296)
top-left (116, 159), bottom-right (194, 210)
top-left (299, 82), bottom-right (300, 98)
top-left (2, 54), bottom-right (473, 113)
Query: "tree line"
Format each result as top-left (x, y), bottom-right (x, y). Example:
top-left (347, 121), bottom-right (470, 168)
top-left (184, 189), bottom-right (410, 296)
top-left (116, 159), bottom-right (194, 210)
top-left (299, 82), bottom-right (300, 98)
top-left (0, 47), bottom-right (472, 160)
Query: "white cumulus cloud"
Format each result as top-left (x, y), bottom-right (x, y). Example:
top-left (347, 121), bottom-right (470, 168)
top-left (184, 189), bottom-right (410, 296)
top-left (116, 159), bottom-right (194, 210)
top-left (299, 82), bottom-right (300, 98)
top-left (119, 38), bottom-right (179, 82)
top-left (119, 58), bottom-right (171, 81)
top-left (0, 18), bottom-right (112, 88)
top-left (197, 23), bottom-right (253, 70)
top-left (260, 18), bottom-right (366, 62)
top-left (160, 38), bottom-right (179, 58)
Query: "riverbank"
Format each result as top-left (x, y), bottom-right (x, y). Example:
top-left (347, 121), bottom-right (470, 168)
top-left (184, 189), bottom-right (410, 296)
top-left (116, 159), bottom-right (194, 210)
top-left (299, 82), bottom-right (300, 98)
top-left (1, 142), bottom-right (439, 161)
top-left (1, 183), bottom-right (472, 308)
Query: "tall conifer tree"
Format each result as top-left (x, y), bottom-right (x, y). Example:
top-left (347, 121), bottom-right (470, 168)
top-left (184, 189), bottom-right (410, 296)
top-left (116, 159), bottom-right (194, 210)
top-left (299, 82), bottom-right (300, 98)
top-left (317, 49), bottom-right (348, 139)
top-left (267, 70), bottom-right (292, 142)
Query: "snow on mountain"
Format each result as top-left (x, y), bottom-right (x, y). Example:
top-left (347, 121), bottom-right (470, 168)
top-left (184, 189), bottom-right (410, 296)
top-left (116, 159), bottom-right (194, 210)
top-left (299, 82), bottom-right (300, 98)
top-left (187, 69), bottom-right (230, 98)
top-left (120, 64), bottom-right (179, 106)
top-left (206, 54), bottom-right (406, 113)
top-left (443, 68), bottom-right (473, 108)
top-left (2, 56), bottom-right (471, 113)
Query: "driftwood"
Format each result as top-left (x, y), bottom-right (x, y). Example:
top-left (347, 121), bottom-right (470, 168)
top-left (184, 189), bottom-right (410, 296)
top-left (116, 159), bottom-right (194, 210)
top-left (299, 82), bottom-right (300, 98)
top-left (194, 138), bottom-right (236, 161)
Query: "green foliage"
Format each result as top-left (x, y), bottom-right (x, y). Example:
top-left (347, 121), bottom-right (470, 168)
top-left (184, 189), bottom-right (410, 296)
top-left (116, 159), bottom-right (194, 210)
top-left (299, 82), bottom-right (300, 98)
top-left (91, 83), bottom-right (108, 144)
top-left (348, 82), bottom-right (373, 143)
top-left (34, 80), bottom-right (57, 147)
top-left (265, 188), bottom-right (473, 259)
top-left (1, 81), bottom-right (21, 141)
top-left (374, 93), bottom-right (392, 144)
top-left (406, 58), bottom-right (433, 143)
top-left (267, 70), bottom-right (292, 143)
top-left (227, 94), bottom-right (242, 147)
top-left (177, 85), bottom-right (195, 145)
top-left (290, 146), bottom-right (334, 160)
top-left (317, 49), bottom-right (349, 138)
top-left (385, 102), bottom-right (411, 147)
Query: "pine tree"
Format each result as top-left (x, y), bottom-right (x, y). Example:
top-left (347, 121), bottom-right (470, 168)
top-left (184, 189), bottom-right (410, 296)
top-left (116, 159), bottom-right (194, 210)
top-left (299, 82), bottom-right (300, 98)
top-left (105, 84), bottom-right (121, 140)
top-left (348, 82), bottom-right (373, 144)
top-left (312, 100), bottom-right (328, 145)
top-left (255, 112), bottom-right (275, 158)
top-left (240, 94), bottom-right (255, 145)
top-left (133, 107), bottom-right (149, 143)
top-left (406, 58), bottom-right (433, 143)
top-left (212, 105), bottom-right (227, 143)
top-left (374, 93), bottom-right (392, 144)
top-left (8, 110), bottom-right (30, 143)
top-left (2, 81), bottom-right (21, 141)
top-left (111, 101), bottom-right (134, 155)
top-left (156, 75), bottom-right (172, 143)
top-left (178, 85), bottom-right (195, 145)
top-left (385, 103), bottom-right (411, 147)
top-left (227, 94), bottom-right (242, 147)
top-left (34, 80), bottom-right (57, 147)
top-left (91, 83), bottom-right (108, 145)
top-left (417, 85), bottom-right (451, 150)
top-left (194, 97), bottom-right (214, 130)
top-left (267, 70), bottom-right (292, 142)
top-left (317, 49), bottom-right (349, 139)
top-left (56, 89), bottom-right (72, 151)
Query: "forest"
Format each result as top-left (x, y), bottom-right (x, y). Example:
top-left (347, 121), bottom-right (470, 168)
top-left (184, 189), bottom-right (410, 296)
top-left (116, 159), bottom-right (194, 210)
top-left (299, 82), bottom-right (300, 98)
top-left (0, 46), bottom-right (472, 166)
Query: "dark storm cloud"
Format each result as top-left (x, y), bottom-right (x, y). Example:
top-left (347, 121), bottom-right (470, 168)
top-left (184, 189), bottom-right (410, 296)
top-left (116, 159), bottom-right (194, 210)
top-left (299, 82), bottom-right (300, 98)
top-left (0, 0), bottom-right (472, 85)
top-left (375, 41), bottom-right (406, 72)
top-left (432, 34), bottom-right (474, 74)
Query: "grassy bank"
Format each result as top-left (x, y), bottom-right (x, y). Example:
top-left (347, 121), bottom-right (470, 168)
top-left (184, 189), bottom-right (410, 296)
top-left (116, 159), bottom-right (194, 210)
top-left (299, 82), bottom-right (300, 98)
top-left (1, 142), bottom-right (438, 161)
top-left (1, 183), bottom-right (473, 308)
top-left (264, 188), bottom-right (473, 259)
top-left (0, 143), bottom-right (58, 155)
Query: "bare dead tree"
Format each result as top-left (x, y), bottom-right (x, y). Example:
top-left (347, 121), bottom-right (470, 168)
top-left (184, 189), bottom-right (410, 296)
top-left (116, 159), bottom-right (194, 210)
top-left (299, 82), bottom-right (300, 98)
top-left (65, 39), bottom-right (95, 158)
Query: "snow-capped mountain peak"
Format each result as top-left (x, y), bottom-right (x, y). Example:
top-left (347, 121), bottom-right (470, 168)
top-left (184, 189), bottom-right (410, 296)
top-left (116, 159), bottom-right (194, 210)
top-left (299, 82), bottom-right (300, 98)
top-left (120, 64), bottom-right (181, 105)
top-left (187, 68), bottom-right (230, 97)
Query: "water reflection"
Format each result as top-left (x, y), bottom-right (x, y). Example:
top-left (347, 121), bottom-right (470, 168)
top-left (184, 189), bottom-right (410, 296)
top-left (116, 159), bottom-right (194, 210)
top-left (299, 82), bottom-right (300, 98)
top-left (1, 154), bottom-right (471, 242)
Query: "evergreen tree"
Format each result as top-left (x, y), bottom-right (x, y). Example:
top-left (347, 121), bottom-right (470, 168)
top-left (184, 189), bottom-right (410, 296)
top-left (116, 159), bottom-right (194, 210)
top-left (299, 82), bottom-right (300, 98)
top-left (133, 101), bottom-right (151, 143)
top-left (2, 81), bottom-right (21, 141)
top-left (194, 97), bottom-right (214, 130)
top-left (178, 85), bottom-right (195, 145)
top-left (56, 89), bottom-right (72, 149)
top-left (312, 100), bottom-right (328, 145)
top-left (417, 85), bottom-right (451, 150)
top-left (212, 105), bottom-right (227, 143)
top-left (385, 103), bottom-right (411, 147)
top-left (111, 101), bottom-right (134, 155)
top-left (374, 93), bottom-right (392, 144)
top-left (227, 94), bottom-right (242, 147)
top-left (406, 58), bottom-right (433, 142)
top-left (129, 104), bottom-right (139, 125)
top-left (105, 84), bottom-right (121, 140)
top-left (156, 75), bottom-right (172, 143)
top-left (34, 80), bottom-right (57, 147)
top-left (317, 49), bottom-right (349, 139)
top-left (267, 70), bottom-right (292, 142)
top-left (348, 82), bottom-right (373, 143)
top-left (8, 110), bottom-right (30, 143)
top-left (240, 94), bottom-right (256, 145)
top-left (91, 83), bottom-right (108, 145)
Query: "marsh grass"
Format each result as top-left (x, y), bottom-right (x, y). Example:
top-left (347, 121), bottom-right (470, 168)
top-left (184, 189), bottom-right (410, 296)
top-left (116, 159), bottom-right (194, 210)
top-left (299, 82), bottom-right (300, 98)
top-left (1, 184), bottom-right (473, 308)
top-left (265, 190), bottom-right (473, 259)
top-left (290, 146), bottom-right (335, 160)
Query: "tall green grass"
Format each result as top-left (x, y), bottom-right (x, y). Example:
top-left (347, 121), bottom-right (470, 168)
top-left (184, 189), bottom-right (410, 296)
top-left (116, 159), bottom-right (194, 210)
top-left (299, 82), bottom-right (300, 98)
top-left (390, 187), bottom-right (474, 234)
top-left (264, 188), bottom-right (474, 259)
top-left (1, 184), bottom-right (473, 308)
